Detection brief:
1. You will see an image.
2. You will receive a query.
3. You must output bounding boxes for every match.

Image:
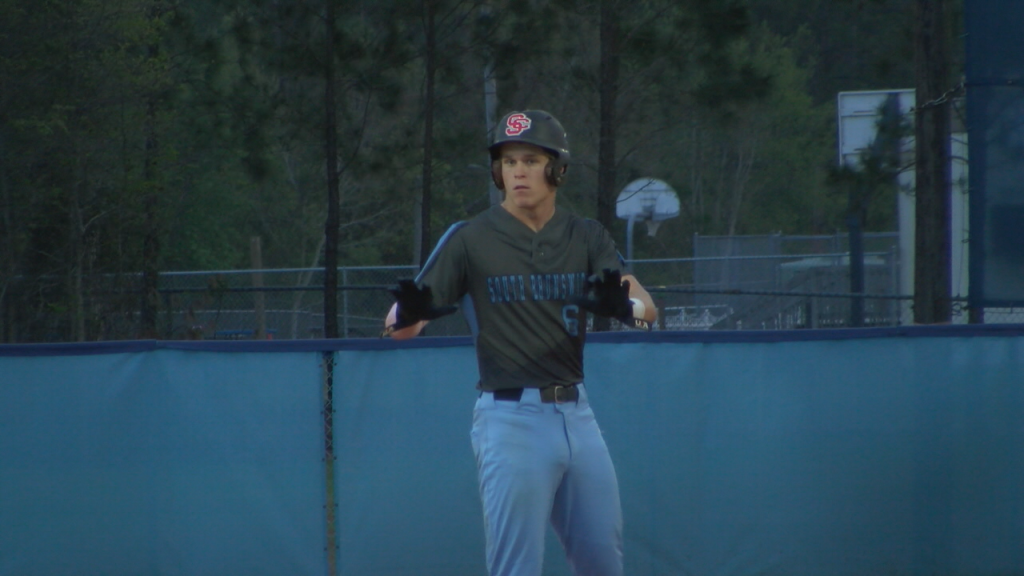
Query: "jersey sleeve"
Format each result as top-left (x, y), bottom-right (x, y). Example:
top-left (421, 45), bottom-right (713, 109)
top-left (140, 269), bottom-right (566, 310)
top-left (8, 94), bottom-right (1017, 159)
top-left (587, 220), bottom-right (624, 275)
top-left (414, 221), bottom-right (469, 307)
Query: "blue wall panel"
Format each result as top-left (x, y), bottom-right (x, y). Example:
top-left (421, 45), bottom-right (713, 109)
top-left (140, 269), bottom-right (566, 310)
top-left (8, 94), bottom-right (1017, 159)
top-left (0, 348), bottom-right (327, 576)
top-left (589, 335), bottom-right (1024, 575)
top-left (328, 329), bottom-right (1024, 576)
top-left (2, 327), bottom-right (1024, 576)
top-left (966, 0), bottom-right (1024, 306)
top-left (331, 345), bottom-right (486, 576)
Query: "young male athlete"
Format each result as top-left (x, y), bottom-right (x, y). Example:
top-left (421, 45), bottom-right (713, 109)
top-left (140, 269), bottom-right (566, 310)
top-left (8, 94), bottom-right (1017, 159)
top-left (383, 109), bottom-right (657, 576)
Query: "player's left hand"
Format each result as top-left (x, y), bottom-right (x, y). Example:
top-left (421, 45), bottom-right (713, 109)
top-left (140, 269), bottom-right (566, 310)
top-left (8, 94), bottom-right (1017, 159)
top-left (382, 279), bottom-right (458, 337)
top-left (575, 269), bottom-right (650, 330)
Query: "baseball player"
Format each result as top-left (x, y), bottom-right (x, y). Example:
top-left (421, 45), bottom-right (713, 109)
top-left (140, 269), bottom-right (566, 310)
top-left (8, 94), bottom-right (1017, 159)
top-left (384, 109), bottom-right (657, 576)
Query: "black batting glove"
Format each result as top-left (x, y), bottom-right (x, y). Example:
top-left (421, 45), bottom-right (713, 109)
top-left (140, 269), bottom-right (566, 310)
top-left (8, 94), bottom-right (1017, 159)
top-left (575, 269), bottom-right (633, 321)
top-left (388, 279), bottom-right (457, 330)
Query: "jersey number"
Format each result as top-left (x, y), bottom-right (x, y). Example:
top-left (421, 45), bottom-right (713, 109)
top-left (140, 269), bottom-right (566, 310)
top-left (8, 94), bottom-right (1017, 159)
top-left (562, 305), bottom-right (580, 336)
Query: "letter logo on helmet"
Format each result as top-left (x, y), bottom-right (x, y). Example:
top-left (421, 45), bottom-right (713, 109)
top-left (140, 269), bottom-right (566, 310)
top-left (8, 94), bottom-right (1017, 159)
top-left (504, 113), bottom-right (532, 136)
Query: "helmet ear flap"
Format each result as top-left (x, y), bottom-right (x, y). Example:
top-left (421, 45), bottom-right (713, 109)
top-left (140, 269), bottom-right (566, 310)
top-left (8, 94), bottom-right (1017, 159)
top-left (491, 158), bottom-right (504, 190)
top-left (546, 159), bottom-right (567, 187)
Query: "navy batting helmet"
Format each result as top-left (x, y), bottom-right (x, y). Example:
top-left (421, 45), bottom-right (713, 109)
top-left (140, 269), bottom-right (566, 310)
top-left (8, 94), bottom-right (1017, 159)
top-left (489, 110), bottom-right (570, 189)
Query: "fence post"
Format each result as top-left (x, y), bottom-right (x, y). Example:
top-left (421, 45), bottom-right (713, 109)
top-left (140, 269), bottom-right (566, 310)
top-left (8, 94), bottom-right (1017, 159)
top-left (321, 351), bottom-right (337, 574)
top-left (342, 268), bottom-right (349, 339)
top-left (250, 237), bottom-right (266, 339)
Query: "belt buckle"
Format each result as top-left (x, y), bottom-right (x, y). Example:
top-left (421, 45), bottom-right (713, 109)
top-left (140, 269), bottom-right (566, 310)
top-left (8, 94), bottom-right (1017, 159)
top-left (552, 385), bottom-right (572, 403)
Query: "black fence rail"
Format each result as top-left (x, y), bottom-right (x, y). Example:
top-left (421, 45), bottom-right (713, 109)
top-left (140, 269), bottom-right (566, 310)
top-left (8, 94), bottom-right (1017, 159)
top-left (153, 267), bottom-right (423, 340)
top-left (3, 262), bottom-right (1021, 343)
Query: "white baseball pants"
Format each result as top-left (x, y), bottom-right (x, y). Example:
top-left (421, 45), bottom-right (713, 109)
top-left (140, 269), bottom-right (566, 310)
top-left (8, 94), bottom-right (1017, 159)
top-left (471, 385), bottom-right (623, 576)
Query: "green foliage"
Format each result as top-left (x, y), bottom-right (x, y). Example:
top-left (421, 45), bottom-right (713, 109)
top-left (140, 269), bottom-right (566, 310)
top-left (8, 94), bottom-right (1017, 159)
top-left (747, 0), bottom-right (921, 103)
top-left (619, 24), bottom-right (840, 261)
top-left (0, 0), bottom-right (951, 341)
top-left (826, 93), bottom-right (910, 232)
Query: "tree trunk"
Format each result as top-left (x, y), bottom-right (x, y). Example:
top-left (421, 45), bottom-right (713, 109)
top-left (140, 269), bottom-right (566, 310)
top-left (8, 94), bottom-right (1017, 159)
top-left (420, 0), bottom-right (437, 267)
top-left (0, 129), bottom-right (10, 341)
top-left (913, 0), bottom-right (952, 324)
top-left (323, 0), bottom-right (340, 339)
top-left (597, 0), bottom-right (619, 233)
top-left (484, 55), bottom-right (501, 206)
top-left (71, 175), bottom-right (85, 341)
top-left (140, 96), bottom-right (160, 339)
top-left (595, 0), bottom-right (619, 332)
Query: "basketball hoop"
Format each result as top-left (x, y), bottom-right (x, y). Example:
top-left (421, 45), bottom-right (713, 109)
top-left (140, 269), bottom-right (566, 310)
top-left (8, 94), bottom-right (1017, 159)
top-left (616, 178), bottom-right (680, 261)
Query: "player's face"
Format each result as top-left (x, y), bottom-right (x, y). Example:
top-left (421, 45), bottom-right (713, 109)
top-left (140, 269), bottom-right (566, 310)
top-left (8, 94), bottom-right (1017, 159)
top-left (499, 143), bottom-right (557, 214)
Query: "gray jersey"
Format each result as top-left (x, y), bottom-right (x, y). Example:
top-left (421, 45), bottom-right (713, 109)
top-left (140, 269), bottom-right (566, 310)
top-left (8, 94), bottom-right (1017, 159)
top-left (417, 205), bottom-right (622, 391)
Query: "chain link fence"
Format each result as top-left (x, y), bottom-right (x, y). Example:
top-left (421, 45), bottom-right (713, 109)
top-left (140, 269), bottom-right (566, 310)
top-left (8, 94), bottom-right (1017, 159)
top-left (634, 233), bottom-right (1023, 330)
top-left (636, 233), bottom-right (906, 330)
top-left (4, 233), bottom-right (1024, 342)
top-left (144, 260), bottom-right (1024, 340)
top-left (157, 266), bottom-right (406, 340)
top-left (129, 266), bottom-right (469, 341)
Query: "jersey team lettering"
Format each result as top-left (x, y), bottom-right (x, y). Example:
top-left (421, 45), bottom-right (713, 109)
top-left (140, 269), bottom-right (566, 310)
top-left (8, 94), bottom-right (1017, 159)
top-left (504, 113), bottom-right (532, 136)
top-left (486, 272), bottom-right (587, 304)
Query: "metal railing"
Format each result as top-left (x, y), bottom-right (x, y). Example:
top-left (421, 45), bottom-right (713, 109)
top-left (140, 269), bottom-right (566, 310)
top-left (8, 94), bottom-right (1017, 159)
top-left (4, 259), bottom-right (1022, 343)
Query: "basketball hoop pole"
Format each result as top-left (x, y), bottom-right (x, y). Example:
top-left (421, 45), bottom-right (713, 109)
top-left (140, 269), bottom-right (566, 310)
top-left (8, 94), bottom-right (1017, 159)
top-left (626, 213), bottom-right (637, 262)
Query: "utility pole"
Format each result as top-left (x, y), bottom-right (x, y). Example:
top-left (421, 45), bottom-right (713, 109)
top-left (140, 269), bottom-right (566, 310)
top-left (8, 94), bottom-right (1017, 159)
top-left (913, 0), bottom-right (952, 324)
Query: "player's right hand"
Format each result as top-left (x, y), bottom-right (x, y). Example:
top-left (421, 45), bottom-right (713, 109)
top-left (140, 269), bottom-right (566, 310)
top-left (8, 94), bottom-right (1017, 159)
top-left (574, 269), bottom-right (651, 330)
top-left (388, 279), bottom-right (457, 330)
top-left (575, 269), bottom-right (632, 319)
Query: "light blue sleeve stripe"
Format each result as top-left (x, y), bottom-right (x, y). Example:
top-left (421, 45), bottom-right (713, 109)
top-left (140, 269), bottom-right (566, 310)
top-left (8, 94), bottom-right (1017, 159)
top-left (415, 221), bottom-right (469, 283)
top-left (460, 293), bottom-right (479, 338)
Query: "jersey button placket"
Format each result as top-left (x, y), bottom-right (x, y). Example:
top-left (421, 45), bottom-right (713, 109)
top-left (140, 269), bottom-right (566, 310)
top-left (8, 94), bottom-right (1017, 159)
top-left (532, 237), bottom-right (544, 261)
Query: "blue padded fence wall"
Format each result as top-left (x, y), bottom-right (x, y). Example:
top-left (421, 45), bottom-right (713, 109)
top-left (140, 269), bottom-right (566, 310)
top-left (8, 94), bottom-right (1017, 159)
top-left (0, 344), bottom-right (328, 576)
top-left (2, 325), bottom-right (1024, 576)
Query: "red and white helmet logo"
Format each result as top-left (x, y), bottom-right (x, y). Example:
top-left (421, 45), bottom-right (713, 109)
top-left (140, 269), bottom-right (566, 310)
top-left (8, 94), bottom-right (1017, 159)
top-left (504, 113), bottom-right (532, 136)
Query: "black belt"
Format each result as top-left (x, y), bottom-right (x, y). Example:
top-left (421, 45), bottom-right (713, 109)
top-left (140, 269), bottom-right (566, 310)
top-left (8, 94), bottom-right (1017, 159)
top-left (492, 385), bottom-right (579, 404)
